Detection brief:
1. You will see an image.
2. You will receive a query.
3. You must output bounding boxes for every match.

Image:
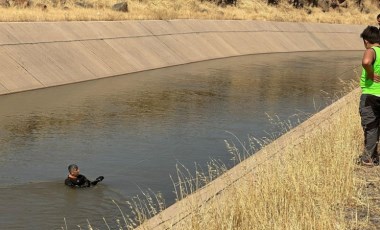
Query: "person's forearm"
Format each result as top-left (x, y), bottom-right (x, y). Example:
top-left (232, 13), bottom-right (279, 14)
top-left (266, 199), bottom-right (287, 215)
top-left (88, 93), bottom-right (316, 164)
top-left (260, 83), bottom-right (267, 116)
top-left (363, 64), bottom-right (375, 80)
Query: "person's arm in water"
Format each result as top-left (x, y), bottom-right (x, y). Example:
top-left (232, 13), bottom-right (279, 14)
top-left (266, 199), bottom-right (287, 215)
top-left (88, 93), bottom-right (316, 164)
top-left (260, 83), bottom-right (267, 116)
top-left (90, 176), bottom-right (105, 186)
top-left (65, 175), bottom-right (104, 188)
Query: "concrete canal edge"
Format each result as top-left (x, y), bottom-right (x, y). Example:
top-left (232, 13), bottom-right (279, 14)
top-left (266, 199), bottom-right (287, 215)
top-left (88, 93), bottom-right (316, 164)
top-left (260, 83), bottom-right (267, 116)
top-left (0, 20), bottom-right (364, 228)
top-left (0, 20), bottom-right (364, 95)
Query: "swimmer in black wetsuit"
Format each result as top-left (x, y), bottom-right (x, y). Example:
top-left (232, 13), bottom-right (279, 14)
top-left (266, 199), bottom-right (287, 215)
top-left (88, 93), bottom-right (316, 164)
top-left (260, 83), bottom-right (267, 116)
top-left (65, 164), bottom-right (104, 188)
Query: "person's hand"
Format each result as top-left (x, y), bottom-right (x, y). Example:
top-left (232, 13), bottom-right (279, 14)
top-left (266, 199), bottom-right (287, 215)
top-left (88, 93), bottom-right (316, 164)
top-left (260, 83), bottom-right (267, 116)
top-left (95, 176), bottom-right (104, 182)
top-left (374, 74), bottom-right (380, 83)
top-left (90, 176), bottom-right (104, 186)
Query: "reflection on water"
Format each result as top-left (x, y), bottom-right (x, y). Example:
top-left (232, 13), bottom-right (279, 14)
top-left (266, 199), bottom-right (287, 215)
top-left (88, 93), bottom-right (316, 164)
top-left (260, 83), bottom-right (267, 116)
top-left (0, 51), bottom-right (362, 229)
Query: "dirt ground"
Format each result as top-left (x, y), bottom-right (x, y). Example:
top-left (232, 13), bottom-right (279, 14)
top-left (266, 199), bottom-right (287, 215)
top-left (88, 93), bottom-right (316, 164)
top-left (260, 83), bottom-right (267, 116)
top-left (347, 166), bottom-right (380, 229)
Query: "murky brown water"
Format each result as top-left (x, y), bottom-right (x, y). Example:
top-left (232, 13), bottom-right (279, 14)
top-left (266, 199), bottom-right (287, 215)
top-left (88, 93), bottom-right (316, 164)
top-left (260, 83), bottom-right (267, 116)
top-left (0, 51), bottom-right (362, 229)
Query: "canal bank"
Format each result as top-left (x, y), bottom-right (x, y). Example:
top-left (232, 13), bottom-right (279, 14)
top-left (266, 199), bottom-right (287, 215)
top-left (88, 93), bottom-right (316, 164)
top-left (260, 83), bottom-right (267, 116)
top-left (0, 20), bottom-right (364, 95)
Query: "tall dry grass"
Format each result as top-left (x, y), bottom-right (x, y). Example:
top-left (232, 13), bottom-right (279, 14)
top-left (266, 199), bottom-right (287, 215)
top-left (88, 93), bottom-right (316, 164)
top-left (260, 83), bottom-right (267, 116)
top-left (0, 0), bottom-right (376, 24)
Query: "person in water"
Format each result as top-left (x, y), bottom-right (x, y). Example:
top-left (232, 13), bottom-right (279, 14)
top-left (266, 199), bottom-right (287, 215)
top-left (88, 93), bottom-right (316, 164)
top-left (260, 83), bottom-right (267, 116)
top-left (65, 164), bottom-right (104, 188)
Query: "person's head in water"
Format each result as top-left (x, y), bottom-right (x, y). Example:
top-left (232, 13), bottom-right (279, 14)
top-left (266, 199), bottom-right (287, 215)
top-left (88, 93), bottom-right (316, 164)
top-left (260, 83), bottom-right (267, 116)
top-left (377, 14), bottom-right (380, 27)
top-left (68, 164), bottom-right (80, 178)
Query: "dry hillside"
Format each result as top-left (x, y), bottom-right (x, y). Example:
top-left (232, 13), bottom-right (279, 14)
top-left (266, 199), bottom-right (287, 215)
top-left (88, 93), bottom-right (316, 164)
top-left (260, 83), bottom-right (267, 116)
top-left (0, 0), bottom-right (377, 24)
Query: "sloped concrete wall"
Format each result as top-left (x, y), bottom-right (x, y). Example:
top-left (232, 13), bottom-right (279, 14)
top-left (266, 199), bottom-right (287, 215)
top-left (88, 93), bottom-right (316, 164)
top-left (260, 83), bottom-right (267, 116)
top-left (0, 20), bottom-right (365, 95)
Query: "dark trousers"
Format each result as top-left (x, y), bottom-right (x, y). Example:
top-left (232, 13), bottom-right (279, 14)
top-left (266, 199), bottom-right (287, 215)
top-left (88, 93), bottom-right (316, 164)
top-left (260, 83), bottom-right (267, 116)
top-left (359, 94), bottom-right (380, 158)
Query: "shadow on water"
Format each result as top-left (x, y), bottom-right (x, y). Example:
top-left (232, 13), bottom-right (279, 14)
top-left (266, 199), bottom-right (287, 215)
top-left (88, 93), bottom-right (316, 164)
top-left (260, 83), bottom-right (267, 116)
top-left (0, 51), bottom-right (362, 229)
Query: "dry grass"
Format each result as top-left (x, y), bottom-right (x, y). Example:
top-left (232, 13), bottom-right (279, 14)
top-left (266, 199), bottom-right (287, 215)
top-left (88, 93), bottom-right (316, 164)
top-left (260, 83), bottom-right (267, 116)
top-left (0, 0), bottom-right (377, 23)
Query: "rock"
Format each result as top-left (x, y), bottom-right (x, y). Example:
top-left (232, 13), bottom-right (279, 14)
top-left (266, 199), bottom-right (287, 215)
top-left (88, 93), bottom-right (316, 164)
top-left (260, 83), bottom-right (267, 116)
top-left (75, 0), bottom-right (93, 8)
top-left (318, 0), bottom-right (330, 12)
top-left (35, 2), bottom-right (47, 10)
top-left (201, 0), bottom-right (237, 6)
top-left (338, 0), bottom-right (348, 8)
top-left (330, 0), bottom-right (347, 9)
top-left (112, 1), bottom-right (128, 12)
top-left (267, 0), bottom-right (278, 5)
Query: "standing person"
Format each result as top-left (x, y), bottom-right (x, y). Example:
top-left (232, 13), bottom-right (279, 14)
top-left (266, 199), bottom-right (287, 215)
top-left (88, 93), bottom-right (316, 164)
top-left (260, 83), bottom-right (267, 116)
top-left (358, 26), bottom-right (380, 166)
top-left (65, 164), bottom-right (104, 188)
top-left (377, 14), bottom-right (380, 28)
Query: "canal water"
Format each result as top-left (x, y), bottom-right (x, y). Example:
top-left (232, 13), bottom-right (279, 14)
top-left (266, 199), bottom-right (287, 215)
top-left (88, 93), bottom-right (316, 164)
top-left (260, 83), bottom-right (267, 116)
top-left (0, 51), bottom-right (362, 229)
